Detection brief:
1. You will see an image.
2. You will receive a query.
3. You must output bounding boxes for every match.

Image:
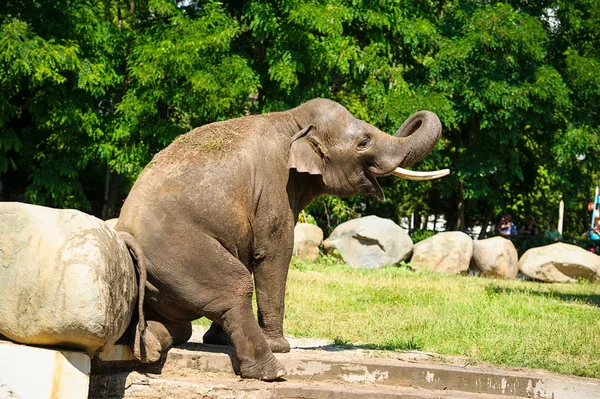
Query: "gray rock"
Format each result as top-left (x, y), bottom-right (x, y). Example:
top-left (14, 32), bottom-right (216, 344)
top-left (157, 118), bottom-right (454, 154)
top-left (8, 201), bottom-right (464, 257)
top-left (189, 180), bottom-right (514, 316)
top-left (519, 243), bottom-right (600, 283)
top-left (470, 237), bottom-right (518, 279)
top-left (322, 215), bottom-right (412, 268)
top-left (410, 232), bottom-right (473, 274)
top-left (0, 202), bottom-right (137, 355)
top-left (293, 223), bottom-right (323, 262)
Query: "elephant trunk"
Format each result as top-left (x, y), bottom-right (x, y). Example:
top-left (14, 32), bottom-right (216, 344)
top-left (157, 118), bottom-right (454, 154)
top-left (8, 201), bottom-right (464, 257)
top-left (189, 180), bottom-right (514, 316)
top-left (393, 111), bottom-right (442, 168)
top-left (374, 111), bottom-right (449, 181)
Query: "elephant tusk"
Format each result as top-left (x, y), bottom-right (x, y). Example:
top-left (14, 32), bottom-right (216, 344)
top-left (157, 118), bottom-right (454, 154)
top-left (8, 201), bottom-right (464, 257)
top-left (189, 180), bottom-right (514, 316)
top-left (391, 167), bottom-right (450, 180)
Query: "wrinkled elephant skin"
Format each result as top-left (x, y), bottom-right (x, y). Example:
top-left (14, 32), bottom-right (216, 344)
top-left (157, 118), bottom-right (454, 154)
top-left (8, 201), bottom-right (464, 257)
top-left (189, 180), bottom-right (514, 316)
top-left (116, 99), bottom-right (445, 380)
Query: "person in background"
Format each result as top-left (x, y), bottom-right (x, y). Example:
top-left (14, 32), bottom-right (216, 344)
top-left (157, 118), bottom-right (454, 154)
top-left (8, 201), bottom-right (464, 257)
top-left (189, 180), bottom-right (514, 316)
top-left (545, 222), bottom-right (562, 242)
top-left (494, 215), bottom-right (506, 236)
top-left (587, 219), bottom-right (600, 253)
top-left (498, 213), bottom-right (518, 237)
top-left (588, 219), bottom-right (600, 241)
top-left (519, 214), bottom-right (539, 235)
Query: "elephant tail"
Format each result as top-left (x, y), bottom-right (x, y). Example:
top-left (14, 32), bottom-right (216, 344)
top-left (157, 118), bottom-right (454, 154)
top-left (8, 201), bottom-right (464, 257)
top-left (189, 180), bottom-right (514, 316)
top-left (119, 231), bottom-right (147, 346)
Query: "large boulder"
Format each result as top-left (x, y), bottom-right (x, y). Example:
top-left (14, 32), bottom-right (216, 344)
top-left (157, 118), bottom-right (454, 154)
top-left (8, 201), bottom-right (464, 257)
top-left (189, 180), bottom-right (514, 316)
top-left (293, 223), bottom-right (323, 262)
top-left (410, 232), bottom-right (473, 274)
top-left (322, 215), bottom-right (412, 268)
top-left (519, 243), bottom-right (600, 283)
top-left (470, 237), bottom-right (518, 279)
top-left (0, 202), bottom-right (137, 355)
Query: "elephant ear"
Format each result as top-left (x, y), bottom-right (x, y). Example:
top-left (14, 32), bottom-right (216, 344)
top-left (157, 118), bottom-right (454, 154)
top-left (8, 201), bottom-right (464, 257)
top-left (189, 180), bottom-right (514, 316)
top-left (287, 124), bottom-right (324, 175)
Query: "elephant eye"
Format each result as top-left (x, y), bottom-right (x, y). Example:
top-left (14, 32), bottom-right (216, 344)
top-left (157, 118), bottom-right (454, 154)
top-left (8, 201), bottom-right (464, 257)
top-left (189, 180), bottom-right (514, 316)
top-left (357, 135), bottom-right (372, 151)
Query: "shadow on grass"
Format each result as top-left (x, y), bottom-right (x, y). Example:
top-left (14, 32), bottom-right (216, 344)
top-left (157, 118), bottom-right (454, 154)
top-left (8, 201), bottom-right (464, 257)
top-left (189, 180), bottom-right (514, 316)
top-left (485, 284), bottom-right (600, 307)
top-left (297, 336), bottom-right (423, 352)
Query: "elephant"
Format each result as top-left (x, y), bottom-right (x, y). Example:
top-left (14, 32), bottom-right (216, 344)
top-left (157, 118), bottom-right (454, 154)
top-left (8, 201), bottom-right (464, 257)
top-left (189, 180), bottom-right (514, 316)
top-left (115, 98), bottom-right (448, 380)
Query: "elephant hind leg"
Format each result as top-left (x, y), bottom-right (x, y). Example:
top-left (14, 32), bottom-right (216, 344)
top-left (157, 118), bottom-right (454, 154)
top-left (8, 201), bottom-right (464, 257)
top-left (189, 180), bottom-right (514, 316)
top-left (133, 233), bottom-right (285, 380)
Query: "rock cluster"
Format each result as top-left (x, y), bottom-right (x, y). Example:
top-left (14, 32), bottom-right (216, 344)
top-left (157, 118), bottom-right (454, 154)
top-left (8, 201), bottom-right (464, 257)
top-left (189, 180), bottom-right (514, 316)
top-left (296, 215), bottom-right (599, 283)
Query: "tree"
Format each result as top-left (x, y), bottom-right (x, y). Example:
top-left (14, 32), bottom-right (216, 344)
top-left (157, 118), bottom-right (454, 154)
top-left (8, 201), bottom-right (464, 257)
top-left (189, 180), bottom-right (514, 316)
top-left (0, 0), bottom-right (258, 215)
top-left (1, 0), bottom-right (597, 238)
top-left (0, 1), bottom-right (122, 209)
top-left (545, 0), bottom-right (600, 234)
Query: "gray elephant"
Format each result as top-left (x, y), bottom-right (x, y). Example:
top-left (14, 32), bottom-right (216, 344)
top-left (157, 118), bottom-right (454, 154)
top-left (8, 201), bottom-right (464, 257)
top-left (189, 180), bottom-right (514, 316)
top-left (116, 98), bottom-right (447, 380)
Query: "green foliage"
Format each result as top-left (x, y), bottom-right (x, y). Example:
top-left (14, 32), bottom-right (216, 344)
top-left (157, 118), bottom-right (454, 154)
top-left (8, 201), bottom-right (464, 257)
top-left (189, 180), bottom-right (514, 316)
top-left (410, 229), bottom-right (436, 243)
top-left (0, 0), bottom-right (598, 234)
top-left (290, 250), bottom-right (344, 272)
top-left (304, 195), bottom-right (363, 234)
top-left (507, 235), bottom-right (563, 257)
top-left (0, 0), bottom-right (257, 211)
top-left (297, 211), bottom-right (317, 225)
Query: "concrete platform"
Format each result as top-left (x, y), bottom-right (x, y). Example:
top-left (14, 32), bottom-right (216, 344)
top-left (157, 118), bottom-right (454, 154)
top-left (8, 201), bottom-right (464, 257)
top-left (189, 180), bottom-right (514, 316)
top-left (91, 326), bottom-right (600, 399)
top-left (0, 341), bottom-right (90, 399)
top-left (90, 370), bottom-right (515, 399)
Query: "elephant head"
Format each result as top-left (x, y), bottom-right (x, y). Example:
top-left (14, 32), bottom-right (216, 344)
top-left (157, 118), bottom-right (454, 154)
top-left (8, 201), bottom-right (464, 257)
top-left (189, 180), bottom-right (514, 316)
top-left (287, 99), bottom-right (449, 200)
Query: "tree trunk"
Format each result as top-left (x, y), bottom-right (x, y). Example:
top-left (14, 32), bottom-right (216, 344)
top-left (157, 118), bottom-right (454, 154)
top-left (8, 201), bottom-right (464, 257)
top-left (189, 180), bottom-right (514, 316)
top-left (107, 172), bottom-right (120, 218)
top-left (102, 165), bottom-right (111, 220)
top-left (0, 180), bottom-right (3, 201)
top-left (457, 180), bottom-right (465, 231)
top-left (413, 212), bottom-right (421, 230)
top-left (478, 205), bottom-right (495, 240)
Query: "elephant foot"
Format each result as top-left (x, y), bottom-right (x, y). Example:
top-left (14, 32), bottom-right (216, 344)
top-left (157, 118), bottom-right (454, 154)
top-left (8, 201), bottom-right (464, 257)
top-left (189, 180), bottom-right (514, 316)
top-left (132, 328), bottom-right (163, 363)
top-left (265, 336), bottom-right (291, 353)
top-left (239, 352), bottom-right (286, 381)
top-left (203, 322), bottom-right (231, 346)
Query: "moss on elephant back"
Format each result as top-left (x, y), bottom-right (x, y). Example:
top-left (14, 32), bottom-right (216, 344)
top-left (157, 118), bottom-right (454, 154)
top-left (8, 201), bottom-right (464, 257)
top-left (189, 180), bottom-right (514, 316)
top-left (176, 126), bottom-right (234, 152)
top-left (159, 120), bottom-right (249, 164)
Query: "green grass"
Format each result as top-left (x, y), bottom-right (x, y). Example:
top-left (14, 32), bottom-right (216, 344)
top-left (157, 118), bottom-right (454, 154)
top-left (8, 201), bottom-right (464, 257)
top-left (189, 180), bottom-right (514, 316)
top-left (283, 257), bottom-right (600, 378)
top-left (194, 256), bottom-right (600, 378)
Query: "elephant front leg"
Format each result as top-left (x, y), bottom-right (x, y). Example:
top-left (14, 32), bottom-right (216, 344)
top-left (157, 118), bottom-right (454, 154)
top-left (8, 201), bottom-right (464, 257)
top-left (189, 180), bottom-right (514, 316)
top-left (253, 252), bottom-right (292, 353)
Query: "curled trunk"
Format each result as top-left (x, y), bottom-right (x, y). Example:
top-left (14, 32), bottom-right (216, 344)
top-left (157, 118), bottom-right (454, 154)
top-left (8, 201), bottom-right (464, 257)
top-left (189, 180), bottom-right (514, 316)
top-left (393, 111), bottom-right (442, 168)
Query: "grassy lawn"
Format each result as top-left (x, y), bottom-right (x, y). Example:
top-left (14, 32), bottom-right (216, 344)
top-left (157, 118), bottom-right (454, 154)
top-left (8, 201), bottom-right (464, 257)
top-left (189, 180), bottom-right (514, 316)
top-left (282, 257), bottom-right (600, 378)
top-left (194, 256), bottom-right (600, 378)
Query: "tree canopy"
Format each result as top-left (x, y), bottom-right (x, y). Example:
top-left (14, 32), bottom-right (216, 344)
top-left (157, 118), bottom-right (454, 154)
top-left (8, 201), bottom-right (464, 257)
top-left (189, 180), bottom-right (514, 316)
top-left (1, 0), bottom-right (598, 237)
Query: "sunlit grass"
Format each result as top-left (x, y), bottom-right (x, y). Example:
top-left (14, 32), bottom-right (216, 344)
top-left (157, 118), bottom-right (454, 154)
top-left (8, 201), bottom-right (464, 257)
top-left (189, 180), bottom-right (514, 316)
top-left (193, 256), bottom-right (600, 377)
top-left (282, 257), bottom-right (600, 378)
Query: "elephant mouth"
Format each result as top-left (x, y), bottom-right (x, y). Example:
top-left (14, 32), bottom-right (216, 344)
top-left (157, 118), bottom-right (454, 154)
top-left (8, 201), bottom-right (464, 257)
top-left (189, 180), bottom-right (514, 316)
top-left (365, 171), bottom-right (385, 201)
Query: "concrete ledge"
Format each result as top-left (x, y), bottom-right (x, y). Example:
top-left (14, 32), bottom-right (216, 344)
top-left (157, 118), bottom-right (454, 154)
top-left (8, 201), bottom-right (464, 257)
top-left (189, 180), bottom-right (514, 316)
top-left (97, 344), bottom-right (137, 362)
top-left (90, 370), bottom-right (505, 399)
top-left (0, 377), bottom-right (21, 398)
top-left (94, 342), bottom-right (600, 399)
top-left (0, 342), bottom-right (90, 399)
